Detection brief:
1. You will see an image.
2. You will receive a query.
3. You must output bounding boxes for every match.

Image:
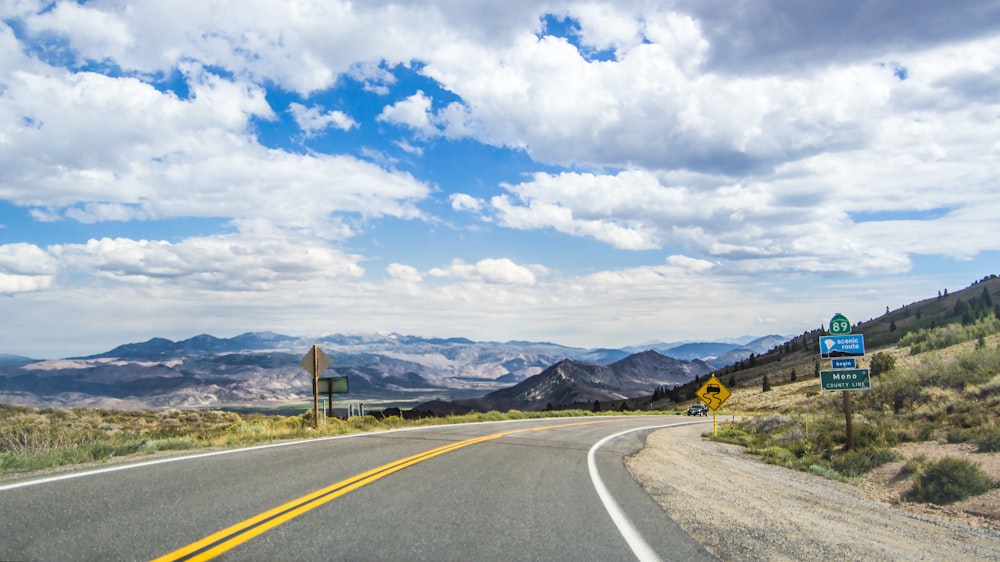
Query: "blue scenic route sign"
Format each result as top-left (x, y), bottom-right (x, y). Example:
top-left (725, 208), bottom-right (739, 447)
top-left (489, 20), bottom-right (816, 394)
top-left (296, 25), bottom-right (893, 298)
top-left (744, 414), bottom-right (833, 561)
top-left (831, 358), bottom-right (857, 369)
top-left (820, 334), bottom-right (865, 358)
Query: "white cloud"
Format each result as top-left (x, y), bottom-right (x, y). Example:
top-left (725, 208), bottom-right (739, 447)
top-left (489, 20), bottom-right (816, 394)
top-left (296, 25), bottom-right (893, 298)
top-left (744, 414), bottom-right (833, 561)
top-left (665, 255), bottom-right (714, 272)
top-left (386, 262), bottom-right (422, 283)
top-left (450, 193), bottom-right (483, 212)
top-left (428, 258), bottom-right (542, 285)
top-left (1, 1), bottom-right (999, 357)
top-left (563, 4), bottom-right (643, 56)
top-left (378, 91), bottom-right (436, 135)
top-left (0, 243), bottom-right (57, 293)
top-left (0, 56), bottom-right (431, 237)
top-left (288, 102), bottom-right (357, 136)
top-left (24, 1), bottom-right (134, 62)
top-left (44, 228), bottom-right (364, 291)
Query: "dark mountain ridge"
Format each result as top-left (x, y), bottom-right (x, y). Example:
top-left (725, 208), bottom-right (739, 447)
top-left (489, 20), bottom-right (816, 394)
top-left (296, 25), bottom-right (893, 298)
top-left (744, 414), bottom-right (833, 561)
top-left (450, 349), bottom-right (713, 412)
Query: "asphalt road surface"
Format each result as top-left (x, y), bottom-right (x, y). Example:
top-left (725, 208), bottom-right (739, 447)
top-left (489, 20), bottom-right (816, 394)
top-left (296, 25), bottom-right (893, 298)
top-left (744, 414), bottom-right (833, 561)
top-left (0, 416), bottom-right (715, 561)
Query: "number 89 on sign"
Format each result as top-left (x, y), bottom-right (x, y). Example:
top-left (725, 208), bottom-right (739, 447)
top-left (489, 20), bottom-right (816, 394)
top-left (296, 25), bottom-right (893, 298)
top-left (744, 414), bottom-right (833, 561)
top-left (829, 313), bottom-right (851, 335)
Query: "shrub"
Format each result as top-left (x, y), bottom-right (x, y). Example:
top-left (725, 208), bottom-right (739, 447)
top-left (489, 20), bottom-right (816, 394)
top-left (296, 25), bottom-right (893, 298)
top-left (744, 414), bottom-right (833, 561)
top-left (946, 428), bottom-right (977, 444)
top-left (751, 415), bottom-right (794, 435)
top-left (905, 457), bottom-right (996, 505)
top-left (830, 448), bottom-right (897, 477)
top-left (712, 428), bottom-right (752, 447)
top-left (870, 352), bottom-right (896, 376)
top-left (808, 463), bottom-right (842, 480)
top-left (854, 420), bottom-right (899, 449)
top-left (757, 446), bottom-right (796, 466)
top-left (975, 429), bottom-right (1000, 453)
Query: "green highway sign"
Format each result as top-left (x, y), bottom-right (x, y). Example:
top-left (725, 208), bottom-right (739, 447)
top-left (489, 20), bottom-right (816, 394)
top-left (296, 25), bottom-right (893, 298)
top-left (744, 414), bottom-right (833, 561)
top-left (318, 376), bottom-right (349, 394)
top-left (829, 313), bottom-right (851, 335)
top-left (820, 368), bottom-right (871, 392)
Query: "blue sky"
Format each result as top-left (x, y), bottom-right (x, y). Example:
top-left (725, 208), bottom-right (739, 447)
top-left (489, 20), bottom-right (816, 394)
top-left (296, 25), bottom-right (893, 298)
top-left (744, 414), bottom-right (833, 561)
top-left (2, 1), bottom-right (999, 358)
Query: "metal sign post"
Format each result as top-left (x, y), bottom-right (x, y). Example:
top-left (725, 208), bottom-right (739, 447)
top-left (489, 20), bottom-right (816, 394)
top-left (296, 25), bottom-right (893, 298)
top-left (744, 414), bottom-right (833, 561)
top-left (300, 345), bottom-right (332, 429)
top-left (820, 313), bottom-right (869, 451)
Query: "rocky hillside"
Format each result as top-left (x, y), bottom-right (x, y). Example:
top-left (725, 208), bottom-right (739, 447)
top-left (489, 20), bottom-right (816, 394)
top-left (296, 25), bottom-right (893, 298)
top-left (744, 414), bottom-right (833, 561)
top-left (0, 331), bottom-right (737, 409)
top-left (445, 349), bottom-right (713, 412)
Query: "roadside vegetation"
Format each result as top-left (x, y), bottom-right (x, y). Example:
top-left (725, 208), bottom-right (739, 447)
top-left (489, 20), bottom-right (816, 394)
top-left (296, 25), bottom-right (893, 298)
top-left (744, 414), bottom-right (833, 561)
top-left (0, 405), bottom-right (676, 476)
top-left (711, 324), bottom-right (1000, 507)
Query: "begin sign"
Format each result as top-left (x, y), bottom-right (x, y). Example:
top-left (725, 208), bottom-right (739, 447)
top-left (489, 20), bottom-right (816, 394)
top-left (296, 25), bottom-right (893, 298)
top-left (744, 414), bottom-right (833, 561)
top-left (820, 368), bottom-right (871, 391)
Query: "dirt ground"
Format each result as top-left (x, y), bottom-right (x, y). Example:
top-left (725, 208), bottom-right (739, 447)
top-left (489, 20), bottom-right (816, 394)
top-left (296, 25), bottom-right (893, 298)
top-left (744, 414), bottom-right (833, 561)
top-left (627, 423), bottom-right (1000, 561)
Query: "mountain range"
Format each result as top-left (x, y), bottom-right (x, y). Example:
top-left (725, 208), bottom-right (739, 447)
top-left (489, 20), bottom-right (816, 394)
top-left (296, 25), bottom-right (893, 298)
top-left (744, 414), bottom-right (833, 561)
top-left (0, 332), bottom-right (785, 410)
top-left (456, 350), bottom-right (715, 413)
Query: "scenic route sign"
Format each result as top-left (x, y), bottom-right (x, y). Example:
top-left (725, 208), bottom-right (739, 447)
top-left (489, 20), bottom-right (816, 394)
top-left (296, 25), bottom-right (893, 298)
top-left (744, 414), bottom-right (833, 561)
top-left (820, 368), bottom-right (871, 392)
top-left (696, 375), bottom-right (731, 411)
top-left (819, 334), bottom-right (865, 358)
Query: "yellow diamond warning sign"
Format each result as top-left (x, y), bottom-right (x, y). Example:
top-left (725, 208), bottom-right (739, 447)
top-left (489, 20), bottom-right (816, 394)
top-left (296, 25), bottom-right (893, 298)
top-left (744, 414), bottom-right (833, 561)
top-left (696, 375), bottom-right (731, 411)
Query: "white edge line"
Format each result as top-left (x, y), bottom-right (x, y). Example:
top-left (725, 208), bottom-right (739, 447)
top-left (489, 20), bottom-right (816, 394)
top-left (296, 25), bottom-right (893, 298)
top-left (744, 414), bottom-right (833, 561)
top-left (587, 420), bottom-right (709, 562)
top-left (0, 415), bottom-right (628, 492)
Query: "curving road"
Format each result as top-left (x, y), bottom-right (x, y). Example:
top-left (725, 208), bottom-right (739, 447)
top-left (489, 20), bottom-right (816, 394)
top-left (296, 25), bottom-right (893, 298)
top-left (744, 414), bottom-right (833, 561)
top-left (0, 416), bottom-right (715, 561)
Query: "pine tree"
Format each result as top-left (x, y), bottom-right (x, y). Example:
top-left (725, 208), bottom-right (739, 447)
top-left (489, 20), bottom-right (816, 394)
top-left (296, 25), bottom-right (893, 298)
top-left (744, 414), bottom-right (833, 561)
top-left (762, 375), bottom-right (772, 392)
top-left (790, 368), bottom-right (797, 382)
top-left (668, 385), bottom-right (681, 403)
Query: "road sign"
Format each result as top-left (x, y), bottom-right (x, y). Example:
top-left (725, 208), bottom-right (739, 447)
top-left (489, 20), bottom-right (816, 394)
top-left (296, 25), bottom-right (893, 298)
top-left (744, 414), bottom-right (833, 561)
top-left (829, 313), bottom-right (851, 335)
top-left (831, 358), bottom-right (857, 369)
top-left (318, 376), bottom-right (349, 394)
top-left (820, 368), bottom-right (871, 391)
top-left (696, 375), bottom-right (731, 411)
top-left (820, 334), bottom-right (865, 358)
top-left (301, 345), bottom-right (332, 429)
top-left (300, 346), bottom-right (332, 376)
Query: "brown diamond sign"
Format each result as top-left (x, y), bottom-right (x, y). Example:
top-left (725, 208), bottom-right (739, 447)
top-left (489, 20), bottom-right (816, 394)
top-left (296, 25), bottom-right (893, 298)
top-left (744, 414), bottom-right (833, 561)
top-left (300, 345), bottom-right (331, 376)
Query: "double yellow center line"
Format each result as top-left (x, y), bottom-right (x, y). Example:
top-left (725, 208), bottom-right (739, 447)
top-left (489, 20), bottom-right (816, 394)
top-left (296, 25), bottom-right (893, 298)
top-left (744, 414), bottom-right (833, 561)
top-left (153, 420), bottom-right (605, 561)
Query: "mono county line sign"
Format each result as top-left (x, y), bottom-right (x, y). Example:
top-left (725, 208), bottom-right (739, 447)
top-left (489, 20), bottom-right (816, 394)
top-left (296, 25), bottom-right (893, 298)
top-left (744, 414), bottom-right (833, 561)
top-left (820, 368), bottom-right (871, 392)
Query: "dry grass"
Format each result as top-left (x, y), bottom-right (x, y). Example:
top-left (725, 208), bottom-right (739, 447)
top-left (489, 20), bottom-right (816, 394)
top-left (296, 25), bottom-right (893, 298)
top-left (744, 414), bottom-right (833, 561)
top-left (0, 405), bottom-right (652, 477)
top-left (703, 331), bottom-right (1000, 526)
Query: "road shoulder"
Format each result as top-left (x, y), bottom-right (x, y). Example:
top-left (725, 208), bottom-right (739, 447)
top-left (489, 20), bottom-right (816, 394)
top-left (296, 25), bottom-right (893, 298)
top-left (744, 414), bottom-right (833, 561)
top-left (626, 423), bottom-right (1000, 561)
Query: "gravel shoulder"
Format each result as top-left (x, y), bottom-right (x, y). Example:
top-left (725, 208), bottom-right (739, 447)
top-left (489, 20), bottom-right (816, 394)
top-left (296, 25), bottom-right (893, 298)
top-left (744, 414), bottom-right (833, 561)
top-left (627, 423), bottom-right (1000, 561)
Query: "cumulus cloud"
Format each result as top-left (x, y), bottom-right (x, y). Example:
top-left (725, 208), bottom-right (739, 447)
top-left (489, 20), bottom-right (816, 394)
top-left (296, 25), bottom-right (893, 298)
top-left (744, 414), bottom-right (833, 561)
top-left (0, 243), bottom-right (58, 293)
top-left (450, 193), bottom-right (483, 212)
top-left (289, 102), bottom-right (358, 136)
top-left (43, 228), bottom-right (364, 291)
top-left (0, 55), bottom-right (430, 237)
top-left (386, 263), bottom-right (422, 283)
top-left (1, 1), bottom-right (999, 356)
top-left (378, 91), bottom-right (436, 135)
top-left (429, 258), bottom-right (542, 285)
